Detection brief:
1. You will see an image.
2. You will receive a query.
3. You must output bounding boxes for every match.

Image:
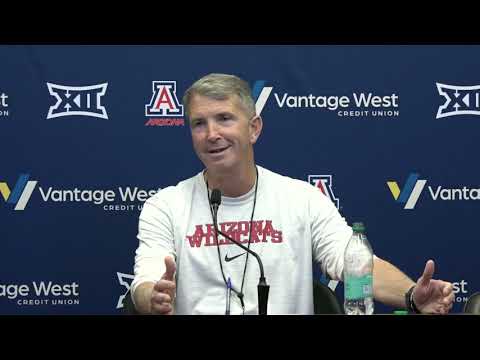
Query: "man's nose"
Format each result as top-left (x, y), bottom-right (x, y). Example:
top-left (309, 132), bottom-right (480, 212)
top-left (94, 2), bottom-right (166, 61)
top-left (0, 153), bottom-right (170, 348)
top-left (206, 121), bottom-right (221, 141)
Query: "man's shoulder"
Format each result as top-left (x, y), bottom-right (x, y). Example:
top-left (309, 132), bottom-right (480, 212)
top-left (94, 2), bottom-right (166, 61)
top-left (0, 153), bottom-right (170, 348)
top-left (145, 172), bottom-right (201, 204)
top-left (258, 165), bottom-right (330, 209)
top-left (259, 165), bottom-right (316, 192)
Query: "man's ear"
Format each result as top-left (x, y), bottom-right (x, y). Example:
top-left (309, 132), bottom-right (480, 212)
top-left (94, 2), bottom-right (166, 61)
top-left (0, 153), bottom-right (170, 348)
top-left (249, 115), bottom-right (263, 144)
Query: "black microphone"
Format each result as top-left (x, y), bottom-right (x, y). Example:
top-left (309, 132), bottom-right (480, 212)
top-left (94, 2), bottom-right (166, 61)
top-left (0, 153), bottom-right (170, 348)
top-left (210, 189), bottom-right (270, 315)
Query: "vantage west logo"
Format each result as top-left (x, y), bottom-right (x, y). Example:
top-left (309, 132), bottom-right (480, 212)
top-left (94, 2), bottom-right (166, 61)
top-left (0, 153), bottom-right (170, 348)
top-left (436, 83), bottom-right (480, 119)
top-left (0, 174), bottom-right (160, 212)
top-left (145, 81), bottom-right (185, 127)
top-left (252, 80), bottom-right (399, 118)
top-left (0, 174), bottom-right (37, 210)
top-left (0, 92), bottom-right (8, 117)
top-left (47, 83), bottom-right (108, 119)
top-left (308, 175), bottom-right (340, 209)
top-left (0, 281), bottom-right (80, 307)
top-left (387, 173), bottom-right (480, 209)
top-left (452, 280), bottom-right (469, 303)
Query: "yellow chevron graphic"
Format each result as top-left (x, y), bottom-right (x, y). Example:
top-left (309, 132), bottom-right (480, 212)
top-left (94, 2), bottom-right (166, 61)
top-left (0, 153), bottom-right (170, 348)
top-left (0, 183), bottom-right (11, 201)
top-left (387, 181), bottom-right (400, 200)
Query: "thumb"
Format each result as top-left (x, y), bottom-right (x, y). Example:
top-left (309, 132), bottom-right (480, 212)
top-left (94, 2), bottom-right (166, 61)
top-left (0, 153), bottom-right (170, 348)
top-left (418, 259), bottom-right (435, 287)
top-left (162, 256), bottom-right (176, 281)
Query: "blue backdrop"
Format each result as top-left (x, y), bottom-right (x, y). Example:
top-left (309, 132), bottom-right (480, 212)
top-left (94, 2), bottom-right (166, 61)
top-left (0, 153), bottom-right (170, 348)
top-left (0, 45), bottom-right (476, 314)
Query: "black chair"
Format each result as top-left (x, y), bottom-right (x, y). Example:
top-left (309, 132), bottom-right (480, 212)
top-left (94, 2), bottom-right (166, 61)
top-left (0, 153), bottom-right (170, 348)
top-left (464, 292), bottom-right (480, 314)
top-left (313, 279), bottom-right (344, 314)
top-left (122, 281), bottom-right (344, 315)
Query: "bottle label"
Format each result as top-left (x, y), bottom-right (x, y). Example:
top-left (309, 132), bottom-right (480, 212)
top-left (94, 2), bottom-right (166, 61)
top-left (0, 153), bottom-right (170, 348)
top-left (345, 274), bottom-right (373, 299)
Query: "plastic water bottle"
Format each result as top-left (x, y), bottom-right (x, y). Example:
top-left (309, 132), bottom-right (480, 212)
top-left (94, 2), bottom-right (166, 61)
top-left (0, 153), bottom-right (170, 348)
top-left (344, 222), bottom-right (374, 315)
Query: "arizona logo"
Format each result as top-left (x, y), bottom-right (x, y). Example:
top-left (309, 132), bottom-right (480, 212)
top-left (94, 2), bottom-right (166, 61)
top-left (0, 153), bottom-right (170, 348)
top-left (145, 81), bottom-right (184, 126)
top-left (308, 175), bottom-right (340, 209)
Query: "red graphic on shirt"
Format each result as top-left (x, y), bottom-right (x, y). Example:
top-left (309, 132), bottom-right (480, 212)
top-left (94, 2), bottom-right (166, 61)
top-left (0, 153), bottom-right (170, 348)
top-left (186, 220), bottom-right (283, 248)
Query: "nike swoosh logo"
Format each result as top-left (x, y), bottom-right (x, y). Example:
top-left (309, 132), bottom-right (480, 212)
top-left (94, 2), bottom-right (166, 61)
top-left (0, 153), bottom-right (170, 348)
top-left (224, 253), bottom-right (245, 262)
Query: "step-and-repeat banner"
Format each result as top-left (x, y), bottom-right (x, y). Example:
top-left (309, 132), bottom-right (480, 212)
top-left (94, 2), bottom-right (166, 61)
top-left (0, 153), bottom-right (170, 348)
top-left (0, 46), bottom-right (476, 314)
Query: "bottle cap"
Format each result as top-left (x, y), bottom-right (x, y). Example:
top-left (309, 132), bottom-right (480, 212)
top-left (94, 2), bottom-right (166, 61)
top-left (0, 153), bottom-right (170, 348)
top-left (352, 222), bottom-right (365, 233)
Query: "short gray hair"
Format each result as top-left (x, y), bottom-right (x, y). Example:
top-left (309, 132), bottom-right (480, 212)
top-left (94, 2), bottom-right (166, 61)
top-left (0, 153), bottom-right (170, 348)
top-left (183, 73), bottom-right (256, 120)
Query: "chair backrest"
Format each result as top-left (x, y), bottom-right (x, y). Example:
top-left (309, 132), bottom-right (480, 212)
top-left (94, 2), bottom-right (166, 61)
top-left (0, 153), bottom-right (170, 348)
top-left (313, 280), bottom-right (344, 314)
top-left (464, 292), bottom-right (480, 314)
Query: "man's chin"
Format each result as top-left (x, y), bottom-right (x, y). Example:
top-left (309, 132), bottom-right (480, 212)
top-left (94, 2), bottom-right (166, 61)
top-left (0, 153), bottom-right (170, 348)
top-left (204, 161), bottom-right (234, 174)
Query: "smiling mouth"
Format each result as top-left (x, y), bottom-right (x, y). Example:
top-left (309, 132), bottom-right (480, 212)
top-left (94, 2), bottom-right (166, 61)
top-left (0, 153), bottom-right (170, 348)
top-left (208, 146), bottom-right (229, 154)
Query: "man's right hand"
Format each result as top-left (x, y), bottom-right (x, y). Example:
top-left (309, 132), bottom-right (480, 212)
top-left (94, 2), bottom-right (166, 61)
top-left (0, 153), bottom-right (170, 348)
top-left (150, 256), bottom-right (176, 315)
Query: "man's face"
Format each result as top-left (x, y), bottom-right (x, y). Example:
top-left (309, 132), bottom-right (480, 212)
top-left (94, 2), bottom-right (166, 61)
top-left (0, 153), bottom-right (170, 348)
top-left (188, 94), bottom-right (259, 174)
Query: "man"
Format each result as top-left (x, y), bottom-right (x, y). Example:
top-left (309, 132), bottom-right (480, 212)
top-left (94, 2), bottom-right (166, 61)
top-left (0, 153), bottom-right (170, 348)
top-left (131, 73), bottom-right (454, 315)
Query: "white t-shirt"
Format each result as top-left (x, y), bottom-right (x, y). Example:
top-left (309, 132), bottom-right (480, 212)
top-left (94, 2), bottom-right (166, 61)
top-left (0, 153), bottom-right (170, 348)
top-left (132, 165), bottom-right (352, 314)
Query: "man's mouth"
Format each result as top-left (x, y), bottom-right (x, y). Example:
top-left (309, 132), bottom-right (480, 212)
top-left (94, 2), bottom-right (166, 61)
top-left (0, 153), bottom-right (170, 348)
top-left (208, 146), bottom-right (229, 154)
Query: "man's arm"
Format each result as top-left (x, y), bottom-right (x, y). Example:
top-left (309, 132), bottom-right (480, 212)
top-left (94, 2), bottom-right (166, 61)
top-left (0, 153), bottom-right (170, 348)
top-left (373, 256), bottom-right (415, 308)
top-left (132, 282), bottom-right (155, 314)
top-left (373, 257), bottom-right (454, 314)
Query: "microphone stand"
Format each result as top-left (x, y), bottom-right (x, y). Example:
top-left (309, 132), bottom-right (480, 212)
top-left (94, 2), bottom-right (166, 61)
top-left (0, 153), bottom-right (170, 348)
top-left (211, 194), bottom-right (269, 315)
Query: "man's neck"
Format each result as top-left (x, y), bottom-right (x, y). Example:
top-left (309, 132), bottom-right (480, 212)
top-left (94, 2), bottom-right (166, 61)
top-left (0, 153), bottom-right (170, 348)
top-left (205, 163), bottom-right (257, 198)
